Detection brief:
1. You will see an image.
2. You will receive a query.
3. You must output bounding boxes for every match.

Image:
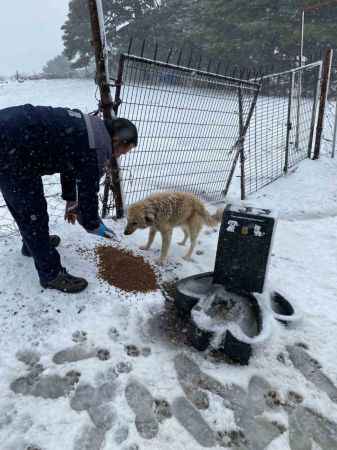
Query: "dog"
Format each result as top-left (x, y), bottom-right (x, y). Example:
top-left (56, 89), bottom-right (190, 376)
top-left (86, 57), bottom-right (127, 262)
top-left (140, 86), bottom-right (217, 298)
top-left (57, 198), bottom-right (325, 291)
top-left (124, 192), bottom-right (223, 264)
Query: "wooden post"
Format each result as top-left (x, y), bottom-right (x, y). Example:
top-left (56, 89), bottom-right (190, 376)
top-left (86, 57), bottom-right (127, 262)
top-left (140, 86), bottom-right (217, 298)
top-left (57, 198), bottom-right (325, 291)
top-left (313, 48), bottom-right (333, 160)
top-left (88, 0), bottom-right (124, 218)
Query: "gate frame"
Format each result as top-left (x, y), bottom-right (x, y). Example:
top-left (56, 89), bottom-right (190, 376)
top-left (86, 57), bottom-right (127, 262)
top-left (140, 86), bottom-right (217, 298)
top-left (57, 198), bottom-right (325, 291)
top-left (243, 60), bottom-right (323, 198)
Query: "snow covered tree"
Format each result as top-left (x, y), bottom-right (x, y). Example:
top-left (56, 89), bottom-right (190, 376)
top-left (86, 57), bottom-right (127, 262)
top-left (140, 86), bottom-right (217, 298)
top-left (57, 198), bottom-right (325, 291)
top-left (61, 0), bottom-right (337, 72)
top-left (189, 0), bottom-right (337, 68)
top-left (62, 0), bottom-right (160, 68)
top-left (62, 0), bottom-right (93, 68)
top-left (43, 54), bottom-right (75, 78)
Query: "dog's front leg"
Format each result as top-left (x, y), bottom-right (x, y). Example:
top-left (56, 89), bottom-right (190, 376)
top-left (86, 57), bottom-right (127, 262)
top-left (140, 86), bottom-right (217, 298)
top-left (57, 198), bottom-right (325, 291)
top-left (159, 228), bottom-right (173, 265)
top-left (139, 227), bottom-right (156, 250)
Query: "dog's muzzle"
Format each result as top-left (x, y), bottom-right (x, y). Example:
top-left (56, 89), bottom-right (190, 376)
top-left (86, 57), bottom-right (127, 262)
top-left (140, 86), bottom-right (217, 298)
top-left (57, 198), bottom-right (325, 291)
top-left (124, 228), bottom-right (133, 235)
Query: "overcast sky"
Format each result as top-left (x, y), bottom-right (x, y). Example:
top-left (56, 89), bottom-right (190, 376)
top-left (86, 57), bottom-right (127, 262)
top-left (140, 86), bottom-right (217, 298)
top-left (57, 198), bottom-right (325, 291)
top-left (0, 0), bottom-right (70, 76)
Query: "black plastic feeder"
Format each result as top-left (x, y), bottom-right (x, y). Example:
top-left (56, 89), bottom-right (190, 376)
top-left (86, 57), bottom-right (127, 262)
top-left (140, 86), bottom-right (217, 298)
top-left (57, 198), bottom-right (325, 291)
top-left (175, 272), bottom-right (214, 317)
top-left (173, 204), bottom-right (300, 364)
top-left (175, 273), bottom-right (272, 365)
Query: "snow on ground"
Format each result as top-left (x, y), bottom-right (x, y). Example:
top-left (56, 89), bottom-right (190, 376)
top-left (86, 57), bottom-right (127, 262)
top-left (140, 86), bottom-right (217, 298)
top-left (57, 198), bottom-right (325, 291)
top-left (0, 80), bottom-right (337, 450)
top-left (0, 79), bottom-right (98, 112)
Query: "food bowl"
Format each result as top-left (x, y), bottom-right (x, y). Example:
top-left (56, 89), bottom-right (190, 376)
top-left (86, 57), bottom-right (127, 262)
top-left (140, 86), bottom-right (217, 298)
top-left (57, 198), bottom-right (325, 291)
top-left (270, 291), bottom-right (302, 324)
top-left (175, 272), bottom-right (273, 365)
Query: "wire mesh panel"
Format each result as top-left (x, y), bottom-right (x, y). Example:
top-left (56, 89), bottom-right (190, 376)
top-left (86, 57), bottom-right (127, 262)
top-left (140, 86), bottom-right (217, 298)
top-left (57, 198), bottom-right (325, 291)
top-left (0, 200), bottom-right (17, 237)
top-left (0, 177), bottom-right (66, 238)
top-left (244, 62), bottom-right (322, 195)
top-left (1, 60), bottom-right (321, 237)
top-left (245, 72), bottom-right (291, 194)
top-left (288, 65), bottom-right (321, 168)
top-left (113, 54), bottom-right (260, 207)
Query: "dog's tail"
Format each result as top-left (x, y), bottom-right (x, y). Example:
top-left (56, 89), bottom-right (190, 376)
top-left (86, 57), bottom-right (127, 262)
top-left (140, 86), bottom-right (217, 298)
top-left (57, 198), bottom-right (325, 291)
top-left (198, 206), bottom-right (224, 227)
top-left (212, 207), bottom-right (224, 223)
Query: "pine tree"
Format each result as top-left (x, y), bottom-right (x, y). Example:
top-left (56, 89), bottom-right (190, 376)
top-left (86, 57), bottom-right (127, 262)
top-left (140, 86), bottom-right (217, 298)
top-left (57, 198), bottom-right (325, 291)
top-left (43, 54), bottom-right (74, 77)
top-left (62, 0), bottom-right (160, 68)
top-left (62, 0), bottom-right (93, 68)
top-left (61, 0), bottom-right (337, 71)
top-left (189, 0), bottom-right (337, 68)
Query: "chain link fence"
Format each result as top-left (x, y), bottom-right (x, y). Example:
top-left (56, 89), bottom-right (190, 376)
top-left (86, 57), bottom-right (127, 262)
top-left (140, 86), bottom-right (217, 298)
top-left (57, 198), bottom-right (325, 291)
top-left (0, 57), bottom-right (326, 238)
top-left (109, 54), bottom-right (259, 210)
top-left (243, 62), bottom-right (322, 195)
top-left (0, 177), bottom-right (66, 238)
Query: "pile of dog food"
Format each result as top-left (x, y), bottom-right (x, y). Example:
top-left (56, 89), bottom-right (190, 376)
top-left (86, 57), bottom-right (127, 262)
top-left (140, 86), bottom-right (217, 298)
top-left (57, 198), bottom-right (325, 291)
top-left (96, 245), bottom-right (158, 293)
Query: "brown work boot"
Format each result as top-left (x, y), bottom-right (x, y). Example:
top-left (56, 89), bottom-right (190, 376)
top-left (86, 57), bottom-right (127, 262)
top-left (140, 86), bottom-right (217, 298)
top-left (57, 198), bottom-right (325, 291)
top-left (40, 268), bottom-right (88, 293)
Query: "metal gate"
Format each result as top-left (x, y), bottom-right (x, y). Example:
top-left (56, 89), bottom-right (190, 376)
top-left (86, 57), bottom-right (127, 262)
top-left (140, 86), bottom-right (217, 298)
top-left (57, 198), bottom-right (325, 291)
top-left (103, 53), bottom-right (260, 214)
top-left (243, 61), bottom-right (322, 196)
top-left (0, 59), bottom-right (322, 237)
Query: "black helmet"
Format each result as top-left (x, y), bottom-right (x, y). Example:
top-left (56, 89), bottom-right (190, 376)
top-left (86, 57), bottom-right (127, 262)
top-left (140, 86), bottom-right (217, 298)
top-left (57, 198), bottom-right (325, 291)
top-left (104, 117), bottom-right (138, 146)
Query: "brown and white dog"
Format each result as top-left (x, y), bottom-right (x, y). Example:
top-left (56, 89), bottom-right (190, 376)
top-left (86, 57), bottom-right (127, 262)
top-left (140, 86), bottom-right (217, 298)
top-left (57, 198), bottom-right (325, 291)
top-left (124, 192), bottom-right (223, 264)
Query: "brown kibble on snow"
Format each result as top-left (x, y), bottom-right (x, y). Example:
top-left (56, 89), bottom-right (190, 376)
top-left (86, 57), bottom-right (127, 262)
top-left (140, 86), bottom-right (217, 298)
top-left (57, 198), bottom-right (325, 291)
top-left (96, 246), bottom-right (158, 293)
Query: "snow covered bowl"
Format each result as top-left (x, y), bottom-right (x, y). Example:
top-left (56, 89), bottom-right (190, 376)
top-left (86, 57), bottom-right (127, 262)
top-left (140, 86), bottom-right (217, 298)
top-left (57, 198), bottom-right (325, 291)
top-left (269, 290), bottom-right (302, 324)
top-left (175, 273), bottom-right (273, 365)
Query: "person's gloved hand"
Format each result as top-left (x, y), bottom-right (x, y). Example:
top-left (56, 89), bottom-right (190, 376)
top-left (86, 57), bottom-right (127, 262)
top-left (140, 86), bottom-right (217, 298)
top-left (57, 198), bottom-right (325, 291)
top-left (64, 201), bottom-right (78, 225)
top-left (87, 222), bottom-right (116, 239)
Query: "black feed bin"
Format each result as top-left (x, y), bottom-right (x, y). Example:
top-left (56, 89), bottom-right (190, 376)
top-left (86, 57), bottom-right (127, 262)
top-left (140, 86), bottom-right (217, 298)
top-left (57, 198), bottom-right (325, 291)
top-left (213, 205), bottom-right (275, 293)
top-left (174, 204), bottom-right (301, 365)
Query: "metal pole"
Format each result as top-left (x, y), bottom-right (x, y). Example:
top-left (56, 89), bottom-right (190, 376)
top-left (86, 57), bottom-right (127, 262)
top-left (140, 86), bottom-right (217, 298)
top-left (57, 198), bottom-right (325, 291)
top-left (223, 85), bottom-right (260, 197)
top-left (308, 62), bottom-right (322, 158)
top-left (124, 53), bottom-right (260, 89)
top-left (238, 88), bottom-right (245, 200)
top-left (252, 61), bottom-right (322, 82)
top-left (295, 11), bottom-right (305, 151)
top-left (313, 48), bottom-right (333, 160)
top-left (284, 72), bottom-right (294, 173)
top-left (88, 0), bottom-right (124, 218)
top-left (96, 0), bottom-right (110, 86)
top-left (300, 11), bottom-right (304, 70)
top-left (332, 93), bottom-right (337, 158)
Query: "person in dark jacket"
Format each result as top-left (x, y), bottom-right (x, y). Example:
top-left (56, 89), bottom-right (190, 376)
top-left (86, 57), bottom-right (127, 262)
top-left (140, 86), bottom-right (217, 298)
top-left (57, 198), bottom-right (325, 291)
top-left (0, 104), bottom-right (138, 293)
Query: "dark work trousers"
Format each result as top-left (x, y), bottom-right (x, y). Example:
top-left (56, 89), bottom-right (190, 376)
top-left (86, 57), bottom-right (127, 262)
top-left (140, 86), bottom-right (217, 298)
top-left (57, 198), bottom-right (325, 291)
top-left (0, 173), bottom-right (62, 283)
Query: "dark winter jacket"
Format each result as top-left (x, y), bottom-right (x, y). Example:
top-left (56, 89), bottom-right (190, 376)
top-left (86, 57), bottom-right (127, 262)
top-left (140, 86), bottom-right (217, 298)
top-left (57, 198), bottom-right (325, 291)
top-left (0, 104), bottom-right (112, 230)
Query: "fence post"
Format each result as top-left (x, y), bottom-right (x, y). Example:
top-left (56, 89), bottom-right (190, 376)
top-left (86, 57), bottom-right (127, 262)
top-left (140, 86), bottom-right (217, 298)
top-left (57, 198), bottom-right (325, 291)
top-left (223, 84), bottom-right (260, 198)
top-left (332, 94), bottom-right (337, 158)
top-left (101, 54), bottom-right (125, 218)
top-left (88, 0), bottom-right (124, 218)
top-left (313, 48), bottom-right (333, 160)
top-left (331, 62), bottom-right (337, 158)
top-left (308, 62), bottom-right (322, 158)
top-left (295, 72), bottom-right (302, 152)
top-left (284, 72), bottom-right (294, 173)
top-left (238, 87), bottom-right (245, 200)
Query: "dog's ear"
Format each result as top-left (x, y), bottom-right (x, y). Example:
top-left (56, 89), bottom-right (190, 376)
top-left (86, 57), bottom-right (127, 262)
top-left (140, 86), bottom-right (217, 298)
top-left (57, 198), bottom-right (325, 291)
top-left (145, 212), bottom-right (155, 225)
